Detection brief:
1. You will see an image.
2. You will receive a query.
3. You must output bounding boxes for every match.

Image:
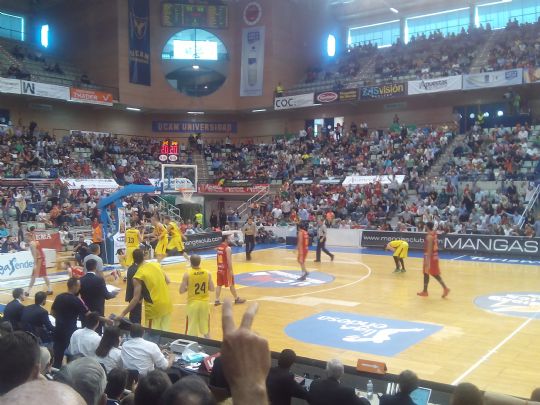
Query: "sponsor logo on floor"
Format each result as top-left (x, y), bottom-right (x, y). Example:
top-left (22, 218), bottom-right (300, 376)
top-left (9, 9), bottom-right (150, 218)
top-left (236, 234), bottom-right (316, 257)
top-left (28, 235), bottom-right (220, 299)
top-left (285, 311), bottom-right (443, 356)
top-left (475, 292), bottom-right (540, 319)
top-left (235, 270), bottom-right (334, 288)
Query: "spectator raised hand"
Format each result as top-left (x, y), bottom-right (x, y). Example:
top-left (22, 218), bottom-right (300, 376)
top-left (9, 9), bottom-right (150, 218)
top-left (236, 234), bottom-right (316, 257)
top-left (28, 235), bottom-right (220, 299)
top-left (221, 299), bottom-right (271, 405)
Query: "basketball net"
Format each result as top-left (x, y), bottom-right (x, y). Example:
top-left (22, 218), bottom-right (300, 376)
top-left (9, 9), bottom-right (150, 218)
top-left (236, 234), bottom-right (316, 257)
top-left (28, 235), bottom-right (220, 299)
top-left (179, 188), bottom-right (194, 202)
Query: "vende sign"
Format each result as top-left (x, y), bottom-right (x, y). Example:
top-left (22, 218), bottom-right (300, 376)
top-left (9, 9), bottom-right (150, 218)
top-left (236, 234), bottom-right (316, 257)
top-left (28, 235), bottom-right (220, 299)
top-left (274, 93), bottom-right (314, 110)
top-left (70, 88), bottom-right (114, 106)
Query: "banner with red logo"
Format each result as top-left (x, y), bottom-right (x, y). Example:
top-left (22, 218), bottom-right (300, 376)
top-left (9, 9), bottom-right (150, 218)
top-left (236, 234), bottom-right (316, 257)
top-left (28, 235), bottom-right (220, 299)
top-left (70, 88), bottom-right (114, 106)
top-left (314, 89), bottom-right (358, 104)
top-left (35, 230), bottom-right (62, 251)
top-left (198, 184), bottom-right (269, 194)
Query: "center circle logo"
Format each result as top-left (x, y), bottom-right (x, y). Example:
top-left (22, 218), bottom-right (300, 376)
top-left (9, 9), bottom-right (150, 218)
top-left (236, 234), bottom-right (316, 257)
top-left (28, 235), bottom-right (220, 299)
top-left (235, 270), bottom-right (334, 288)
top-left (474, 292), bottom-right (540, 319)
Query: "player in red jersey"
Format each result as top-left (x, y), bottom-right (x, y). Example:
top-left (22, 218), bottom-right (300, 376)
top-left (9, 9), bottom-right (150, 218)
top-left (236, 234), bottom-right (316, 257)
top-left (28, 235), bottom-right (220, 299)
top-left (214, 234), bottom-right (246, 306)
top-left (26, 227), bottom-right (53, 297)
top-left (296, 223), bottom-right (310, 281)
top-left (418, 222), bottom-right (450, 298)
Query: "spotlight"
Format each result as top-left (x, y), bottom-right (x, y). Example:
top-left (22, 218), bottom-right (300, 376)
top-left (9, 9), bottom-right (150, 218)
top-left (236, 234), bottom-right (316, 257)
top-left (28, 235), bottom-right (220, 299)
top-left (497, 110), bottom-right (504, 117)
top-left (469, 113), bottom-right (475, 119)
top-left (483, 112), bottom-right (489, 117)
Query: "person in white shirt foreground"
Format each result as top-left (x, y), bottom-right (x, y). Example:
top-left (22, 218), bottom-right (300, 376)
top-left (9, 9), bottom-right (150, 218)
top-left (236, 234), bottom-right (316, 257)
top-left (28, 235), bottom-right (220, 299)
top-left (68, 311), bottom-right (101, 358)
top-left (120, 323), bottom-right (174, 376)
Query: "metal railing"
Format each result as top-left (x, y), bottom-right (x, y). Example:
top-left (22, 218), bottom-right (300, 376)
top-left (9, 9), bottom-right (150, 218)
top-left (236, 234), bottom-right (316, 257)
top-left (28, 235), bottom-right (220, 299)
top-left (154, 195), bottom-right (184, 223)
top-left (236, 186), bottom-right (270, 222)
top-left (519, 183), bottom-right (540, 229)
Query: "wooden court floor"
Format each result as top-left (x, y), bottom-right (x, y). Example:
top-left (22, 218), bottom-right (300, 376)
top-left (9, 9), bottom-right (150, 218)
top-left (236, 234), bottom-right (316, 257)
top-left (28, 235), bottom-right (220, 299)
top-left (5, 246), bottom-right (540, 398)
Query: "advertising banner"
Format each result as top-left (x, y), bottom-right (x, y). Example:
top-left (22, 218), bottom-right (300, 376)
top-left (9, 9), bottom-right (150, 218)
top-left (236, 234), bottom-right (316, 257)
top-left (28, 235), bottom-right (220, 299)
top-left (34, 231), bottom-right (62, 251)
top-left (21, 80), bottom-right (70, 100)
top-left (0, 77), bottom-right (21, 94)
top-left (70, 88), bottom-right (114, 106)
top-left (240, 26), bottom-right (265, 96)
top-left (129, 0), bottom-right (151, 86)
top-left (360, 83), bottom-right (406, 100)
top-left (463, 69), bottom-right (522, 90)
top-left (60, 178), bottom-right (119, 192)
top-left (152, 121), bottom-right (237, 133)
top-left (342, 175), bottom-right (405, 187)
top-left (407, 75), bottom-right (462, 95)
top-left (523, 66), bottom-right (540, 83)
top-left (198, 184), bottom-right (269, 194)
top-left (0, 251), bottom-right (34, 281)
top-left (274, 93), bottom-right (314, 110)
top-left (314, 89), bottom-right (359, 104)
top-left (360, 230), bottom-right (540, 258)
top-left (184, 231), bottom-right (223, 251)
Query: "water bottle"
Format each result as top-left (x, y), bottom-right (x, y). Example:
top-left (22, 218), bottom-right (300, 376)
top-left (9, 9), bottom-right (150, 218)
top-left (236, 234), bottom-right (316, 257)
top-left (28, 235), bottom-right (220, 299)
top-left (367, 379), bottom-right (373, 400)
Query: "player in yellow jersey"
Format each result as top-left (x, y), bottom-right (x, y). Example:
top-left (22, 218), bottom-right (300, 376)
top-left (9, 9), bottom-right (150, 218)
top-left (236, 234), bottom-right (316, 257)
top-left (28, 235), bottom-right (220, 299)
top-left (164, 215), bottom-right (189, 262)
top-left (119, 249), bottom-right (173, 330)
top-left (124, 221), bottom-right (143, 267)
top-left (150, 215), bottom-right (168, 262)
top-left (385, 239), bottom-right (409, 273)
top-left (179, 254), bottom-right (214, 338)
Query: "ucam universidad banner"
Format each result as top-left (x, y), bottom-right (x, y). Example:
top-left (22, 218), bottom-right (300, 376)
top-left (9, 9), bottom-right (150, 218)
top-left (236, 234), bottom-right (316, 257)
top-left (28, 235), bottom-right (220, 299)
top-left (128, 0), bottom-right (151, 85)
top-left (463, 68), bottom-right (522, 90)
top-left (408, 75), bottom-right (462, 95)
top-left (240, 26), bottom-right (265, 96)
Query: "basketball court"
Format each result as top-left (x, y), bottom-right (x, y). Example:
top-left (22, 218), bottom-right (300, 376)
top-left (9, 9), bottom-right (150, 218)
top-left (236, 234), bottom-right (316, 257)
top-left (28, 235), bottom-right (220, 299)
top-left (1, 245), bottom-right (538, 398)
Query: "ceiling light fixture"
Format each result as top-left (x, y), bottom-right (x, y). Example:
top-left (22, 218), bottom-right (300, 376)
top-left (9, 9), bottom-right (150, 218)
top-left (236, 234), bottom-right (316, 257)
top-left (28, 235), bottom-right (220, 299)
top-left (390, 7), bottom-right (399, 13)
top-left (126, 107), bottom-right (141, 112)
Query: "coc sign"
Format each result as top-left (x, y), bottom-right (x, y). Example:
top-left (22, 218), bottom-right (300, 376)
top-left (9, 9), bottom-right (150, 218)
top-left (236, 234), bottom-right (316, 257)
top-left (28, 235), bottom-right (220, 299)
top-left (274, 93), bottom-right (314, 110)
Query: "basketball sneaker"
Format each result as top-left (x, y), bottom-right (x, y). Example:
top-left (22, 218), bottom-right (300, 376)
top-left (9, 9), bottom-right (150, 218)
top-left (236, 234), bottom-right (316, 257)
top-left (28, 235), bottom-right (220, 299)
top-left (234, 297), bottom-right (246, 304)
top-left (400, 269), bottom-right (406, 273)
top-left (417, 291), bottom-right (428, 297)
top-left (442, 288), bottom-right (450, 298)
top-left (393, 268), bottom-right (401, 273)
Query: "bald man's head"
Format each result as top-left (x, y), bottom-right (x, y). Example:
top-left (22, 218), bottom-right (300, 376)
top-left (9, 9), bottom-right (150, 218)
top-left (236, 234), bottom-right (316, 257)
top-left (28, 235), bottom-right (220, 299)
top-left (1, 380), bottom-right (85, 405)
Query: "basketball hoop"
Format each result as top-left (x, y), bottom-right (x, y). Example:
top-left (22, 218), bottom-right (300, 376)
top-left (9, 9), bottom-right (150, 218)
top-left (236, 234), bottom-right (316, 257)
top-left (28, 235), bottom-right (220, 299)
top-left (179, 188), bottom-right (194, 202)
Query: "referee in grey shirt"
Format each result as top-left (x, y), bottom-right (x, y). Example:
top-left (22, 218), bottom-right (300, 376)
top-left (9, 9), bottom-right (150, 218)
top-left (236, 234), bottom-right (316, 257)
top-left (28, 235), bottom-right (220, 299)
top-left (242, 217), bottom-right (257, 260)
top-left (315, 218), bottom-right (334, 262)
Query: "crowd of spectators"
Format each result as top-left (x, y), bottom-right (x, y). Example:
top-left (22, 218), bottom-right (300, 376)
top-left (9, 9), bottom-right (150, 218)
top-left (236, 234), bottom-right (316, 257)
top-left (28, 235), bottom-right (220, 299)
top-left (206, 122), bottom-right (454, 184)
top-left (444, 122), bottom-right (539, 181)
top-left (0, 123), bottom-right (195, 184)
top-left (299, 19), bottom-right (540, 87)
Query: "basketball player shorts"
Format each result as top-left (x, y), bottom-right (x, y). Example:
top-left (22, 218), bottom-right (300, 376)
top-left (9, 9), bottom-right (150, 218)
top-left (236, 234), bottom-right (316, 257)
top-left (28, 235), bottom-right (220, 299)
top-left (125, 248), bottom-right (136, 266)
top-left (393, 242), bottom-right (409, 259)
top-left (217, 269), bottom-right (234, 287)
top-left (155, 239), bottom-right (168, 255)
top-left (147, 313), bottom-right (171, 331)
top-left (186, 301), bottom-right (210, 336)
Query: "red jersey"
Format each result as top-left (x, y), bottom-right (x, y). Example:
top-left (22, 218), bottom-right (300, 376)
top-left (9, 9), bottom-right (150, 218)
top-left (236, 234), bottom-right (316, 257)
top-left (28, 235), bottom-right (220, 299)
top-left (216, 242), bottom-right (230, 274)
top-left (423, 230), bottom-right (440, 276)
top-left (34, 241), bottom-right (47, 277)
top-left (298, 229), bottom-right (309, 254)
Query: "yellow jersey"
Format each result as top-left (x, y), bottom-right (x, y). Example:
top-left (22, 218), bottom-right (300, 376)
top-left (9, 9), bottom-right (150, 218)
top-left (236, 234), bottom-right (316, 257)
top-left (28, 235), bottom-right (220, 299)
top-left (154, 222), bottom-right (168, 242)
top-left (389, 240), bottom-right (406, 249)
top-left (187, 267), bottom-right (210, 302)
top-left (133, 262), bottom-right (173, 320)
top-left (125, 228), bottom-right (140, 249)
top-left (168, 222), bottom-right (181, 239)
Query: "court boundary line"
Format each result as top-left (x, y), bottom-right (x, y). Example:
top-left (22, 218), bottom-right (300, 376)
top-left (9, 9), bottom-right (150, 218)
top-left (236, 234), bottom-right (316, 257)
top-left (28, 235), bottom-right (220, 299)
top-left (451, 313), bottom-right (538, 385)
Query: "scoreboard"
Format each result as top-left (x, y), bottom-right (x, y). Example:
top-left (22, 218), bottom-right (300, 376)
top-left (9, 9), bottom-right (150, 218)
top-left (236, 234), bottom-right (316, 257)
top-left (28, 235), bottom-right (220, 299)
top-left (159, 140), bottom-right (179, 162)
top-left (161, 3), bottom-right (228, 29)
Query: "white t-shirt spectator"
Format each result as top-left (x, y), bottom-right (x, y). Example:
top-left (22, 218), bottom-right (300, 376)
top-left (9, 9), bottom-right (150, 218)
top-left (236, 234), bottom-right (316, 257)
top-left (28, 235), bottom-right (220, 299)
top-left (281, 200), bottom-right (291, 214)
top-left (93, 347), bottom-right (122, 374)
top-left (121, 337), bottom-right (169, 376)
top-left (271, 207), bottom-right (282, 219)
top-left (68, 328), bottom-right (101, 357)
top-left (517, 129), bottom-right (528, 141)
